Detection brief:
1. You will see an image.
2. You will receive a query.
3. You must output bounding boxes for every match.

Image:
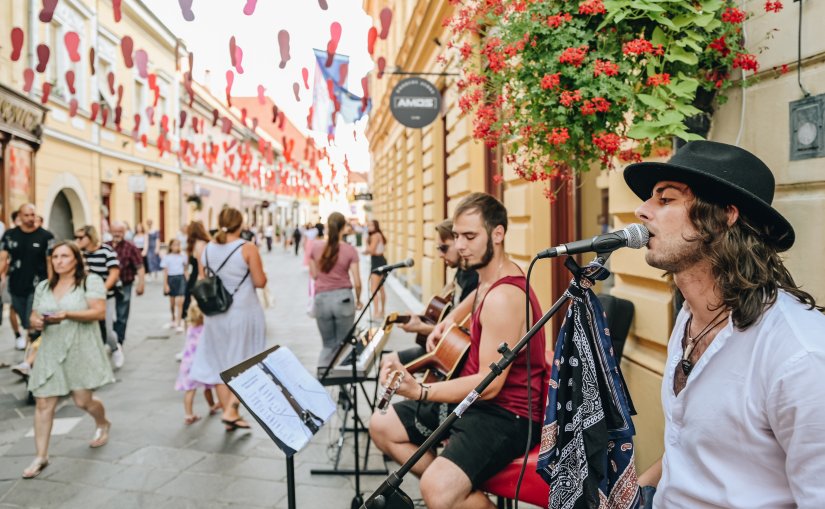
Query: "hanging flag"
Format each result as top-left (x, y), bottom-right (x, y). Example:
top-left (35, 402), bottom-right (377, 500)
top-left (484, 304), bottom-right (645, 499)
top-left (310, 48), bottom-right (371, 136)
top-left (538, 259), bottom-right (641, 509)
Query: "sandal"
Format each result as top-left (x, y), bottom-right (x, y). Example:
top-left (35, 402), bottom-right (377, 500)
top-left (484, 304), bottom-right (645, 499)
top-left (22, 457), bottom-right (49, 479)
top-left (184, 414), bottom-right (201, 425)
top-left (89, 421), bottom-right (111, 448)
top-left (221, 417), bottom-right (251, 432)
top-left (208, 404), bottom-right (222, 416)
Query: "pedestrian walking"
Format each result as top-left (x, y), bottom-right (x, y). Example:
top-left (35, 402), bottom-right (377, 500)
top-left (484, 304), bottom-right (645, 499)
top-left (161, 238), bottom-right (187, 332)
top-left (133, 223), bottom-right (147, 264)
top-left (309, 212), bottom-right (362, 367)
top-left (175, 303), bottom-right (219, 425)
top-left (189, 207), bottom-right (268, 431)
top-left (108, 221), bottom-right (145, 368)
top-left (75, 225), bottom-right (122, 365)
top-left (22, 241), bottom-right (114, 479)
top-left (181, 220), bottom-right (210, 323)
top-left (291, 225), bottom-right (302, 256)
top-left (1, 210), bottom-right (24, 350)
top-left (2, 204), bottom-right (54, 376)
top-left (144, 219), bottom-right (162, 281)
top-left (364, 219), bottom-right (387, 319)
top-left (264, 224), bottom-right (274, 252)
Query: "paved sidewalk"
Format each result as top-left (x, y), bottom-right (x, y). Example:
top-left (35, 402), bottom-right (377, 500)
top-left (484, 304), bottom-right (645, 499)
top-left (0, 246), bottom-right (423, 509)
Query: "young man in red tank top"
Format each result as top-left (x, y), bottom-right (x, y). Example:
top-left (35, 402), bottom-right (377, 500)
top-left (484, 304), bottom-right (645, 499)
top-left (370, 192), bottom-right (548, 509)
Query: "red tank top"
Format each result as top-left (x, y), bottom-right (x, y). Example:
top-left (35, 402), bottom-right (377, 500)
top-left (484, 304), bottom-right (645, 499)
top-left (459, 275), bottom-right (548, 422)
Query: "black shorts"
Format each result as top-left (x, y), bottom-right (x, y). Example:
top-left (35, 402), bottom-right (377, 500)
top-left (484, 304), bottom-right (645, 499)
top-left (370, 255), bottom-right (387, 272)
top-left (393, 399), bottom-right (539, 488)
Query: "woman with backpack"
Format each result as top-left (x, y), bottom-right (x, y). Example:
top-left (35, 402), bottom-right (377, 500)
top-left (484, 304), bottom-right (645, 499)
top-left (188, 208), bottom-right (267, 432)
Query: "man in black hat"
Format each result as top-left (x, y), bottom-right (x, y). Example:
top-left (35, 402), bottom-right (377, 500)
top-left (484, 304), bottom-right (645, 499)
top-left (626, 141), bottom-right (825, 508)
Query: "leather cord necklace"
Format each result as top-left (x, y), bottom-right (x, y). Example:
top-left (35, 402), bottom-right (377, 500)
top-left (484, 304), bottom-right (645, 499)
top-left (681, 308), bottom-right (729, 376)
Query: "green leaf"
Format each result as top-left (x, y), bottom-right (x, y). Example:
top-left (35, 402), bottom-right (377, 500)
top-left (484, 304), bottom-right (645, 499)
top-left (651, 27), bottom-right (667, 46)
top-left (637, 93), bottom-right (666, 109)
top-left (665, 46), bottom-right (699, 65)
top-left (658, 109), bottom-right (685, 124)
top-left (673, 129), bottom-right (706, 141)
top-left (651, 15), bottom-right (677, 30)
top-left (673, 103), bottom-right (703, 117)
top-left (633, 1), bottom-right (666, 12)
top-left (692, 12), bottom-right (715, 27)
top-left (627, 122), bottom-right (663, 140)
top-left (672, 15), bottom-right (695, 29)
top-left (699, 0), bottom-right (724, 13)
top-left (668, 77), bottom-right (699, 96)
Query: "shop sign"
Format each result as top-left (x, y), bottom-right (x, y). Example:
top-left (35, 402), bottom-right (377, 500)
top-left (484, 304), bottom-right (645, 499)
top-left (354, 193), bottom-right (373, 201)
top-left (0, 84), bottom-right (47, 144)
top-left (128, 174), bottom-right (147, 193)
top-left (390, 77), bottom-right (441, 128)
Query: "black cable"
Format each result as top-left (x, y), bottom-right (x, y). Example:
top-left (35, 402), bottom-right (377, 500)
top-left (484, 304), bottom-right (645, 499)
top-left (513, 255), bottom-right (541, 507)
top-left (797, 0), bottom-right (811, 97)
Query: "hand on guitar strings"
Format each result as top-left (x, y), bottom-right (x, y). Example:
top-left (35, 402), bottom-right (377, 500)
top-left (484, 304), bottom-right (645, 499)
top-left (426, 319), bottom-right (451, 352)
top-left (379, 358), bottom-right (420, 400)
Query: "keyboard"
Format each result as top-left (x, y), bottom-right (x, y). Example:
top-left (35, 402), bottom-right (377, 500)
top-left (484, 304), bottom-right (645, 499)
top-left (318, 326), bottom-right (391, 385)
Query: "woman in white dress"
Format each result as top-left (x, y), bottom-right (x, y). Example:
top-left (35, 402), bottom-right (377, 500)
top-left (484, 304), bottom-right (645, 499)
top-left (188, 208), bottom-right (267, 431)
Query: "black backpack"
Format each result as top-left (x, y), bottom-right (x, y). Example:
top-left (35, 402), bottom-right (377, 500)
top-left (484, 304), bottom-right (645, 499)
top-left (191, 243), bottom-right (249, 316)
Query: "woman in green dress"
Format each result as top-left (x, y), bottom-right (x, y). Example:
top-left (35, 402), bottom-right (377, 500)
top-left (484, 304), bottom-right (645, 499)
top-left (22, 241), bottom-right (115, 479)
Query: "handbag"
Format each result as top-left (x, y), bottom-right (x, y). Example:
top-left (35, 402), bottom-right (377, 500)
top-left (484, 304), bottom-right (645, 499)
top-left (192, 243), bottom-right (249, 316)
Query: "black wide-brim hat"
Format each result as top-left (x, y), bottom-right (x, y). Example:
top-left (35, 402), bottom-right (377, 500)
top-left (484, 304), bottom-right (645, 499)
top-left (624, 140), bottom-right (795, 251)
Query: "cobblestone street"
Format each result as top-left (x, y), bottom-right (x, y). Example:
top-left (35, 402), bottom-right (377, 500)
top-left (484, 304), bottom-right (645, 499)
top-left (0, 246), bottom-right (424, 509)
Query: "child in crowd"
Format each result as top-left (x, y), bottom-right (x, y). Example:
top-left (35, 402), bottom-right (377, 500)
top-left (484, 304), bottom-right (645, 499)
top-left (174, 303), bottom-right (219, 424)
top-left (161, 239), bottom-right (187, 332)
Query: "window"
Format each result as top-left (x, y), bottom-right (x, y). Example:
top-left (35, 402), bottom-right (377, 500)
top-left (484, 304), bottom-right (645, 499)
top-left (134, 78), bottom-right (146, 134)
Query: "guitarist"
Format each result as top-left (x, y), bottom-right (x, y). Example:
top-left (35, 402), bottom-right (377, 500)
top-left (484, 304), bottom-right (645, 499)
top-left (391, 219), bottom-right (478, 364)
top-left (370, 193), bottom-right (548, 509)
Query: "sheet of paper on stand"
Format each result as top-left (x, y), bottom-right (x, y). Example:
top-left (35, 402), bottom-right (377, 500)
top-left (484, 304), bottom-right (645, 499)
top-left (228, 365), bottom-right (313, 451)
top-left (262, 347), bottom-right (336, 422)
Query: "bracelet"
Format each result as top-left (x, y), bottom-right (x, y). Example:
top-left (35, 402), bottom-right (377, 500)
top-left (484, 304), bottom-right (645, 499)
top-left (417, 383), bottom-right (425, 401)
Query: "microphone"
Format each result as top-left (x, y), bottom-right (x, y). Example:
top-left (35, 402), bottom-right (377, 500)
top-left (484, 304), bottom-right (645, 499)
top-left (371, 258), bottom-right (414, 274)
top-left (537, 223), bottom-right (649, 259)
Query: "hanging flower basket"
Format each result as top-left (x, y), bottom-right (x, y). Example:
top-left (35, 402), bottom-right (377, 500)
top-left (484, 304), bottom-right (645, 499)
top-left (443, 0), bottom-right (784, 198)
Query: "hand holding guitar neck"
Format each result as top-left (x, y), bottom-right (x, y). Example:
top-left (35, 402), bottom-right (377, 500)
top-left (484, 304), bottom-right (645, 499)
top-left (376, 370), bottom-right (403, 413)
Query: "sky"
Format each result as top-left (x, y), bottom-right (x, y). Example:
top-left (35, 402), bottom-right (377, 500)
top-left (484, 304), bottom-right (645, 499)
top-left (141, 0), bottom-right (375, 174)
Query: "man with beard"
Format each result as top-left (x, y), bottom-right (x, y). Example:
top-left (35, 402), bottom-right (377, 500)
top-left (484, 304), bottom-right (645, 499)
top-left (626, 141), bottom-right (825, 508)
top-left (384, 219), bottom-right (479, 365)
top-left (370, 193), bottom-right (548, 509)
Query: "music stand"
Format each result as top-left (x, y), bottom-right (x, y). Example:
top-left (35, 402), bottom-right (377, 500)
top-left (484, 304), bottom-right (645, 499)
top-left (221, 345), bottom-right (335, 509)
top-left (316, 270), bottom-right (392, 508)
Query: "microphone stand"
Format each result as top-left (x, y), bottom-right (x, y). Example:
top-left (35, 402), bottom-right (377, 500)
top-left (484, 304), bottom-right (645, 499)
top-left (360, 255), bottom-right (607, 509)
top-left (318, 268), bottom-right (393, 509)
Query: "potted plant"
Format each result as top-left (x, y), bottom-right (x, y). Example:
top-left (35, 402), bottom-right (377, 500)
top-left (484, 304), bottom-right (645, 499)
top-left (443, 0), bottom-right (784, 198)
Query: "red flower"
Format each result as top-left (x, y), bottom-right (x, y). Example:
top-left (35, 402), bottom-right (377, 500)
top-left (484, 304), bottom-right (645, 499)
top-left (622, 38), bottom-right (654, 55)
top-left (580, 97), bottom-right (611, 115)
top-left (547, 127), bottom-right (570, 145)
top-left (578, 0), bottom-right (606, 15)
top-left (559, 89), bottom-right (582, 107)
top-left (732, 53), bottom-right (759, 72)
top-left (546, 12), bottom-right (573, 28)
top-left (721, 7), bottom-right (746, 23)
top-left (592, 132), bottom-right (621, 154)
top-left (765, 1), bottom-right (783, 12)
top-left (618, 149), bottom-right (642, 163)
top-left (593, 59), bottom-right (619, 77)
top-left (708, 36), bottom-right (730, 56)
top-left (559, 46), bottom-right (588, 67)
top-left (781, 63), bottom-right (789, 74)
top-left (646, 73), bottom-right (671, 87)
top-left (541, 73), bottom-right (561, 89)
top-left (492, 174), bottom-right (504, 185)
top-left (459, 42), bottom-right (473, 60)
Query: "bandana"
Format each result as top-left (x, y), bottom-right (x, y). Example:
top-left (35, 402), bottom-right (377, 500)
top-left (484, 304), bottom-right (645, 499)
top-left (537, 259), bottom-right (640, 509)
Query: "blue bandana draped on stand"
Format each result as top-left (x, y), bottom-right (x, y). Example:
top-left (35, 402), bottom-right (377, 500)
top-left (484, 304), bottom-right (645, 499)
top-left (537, 259), bottom-right (640, 509)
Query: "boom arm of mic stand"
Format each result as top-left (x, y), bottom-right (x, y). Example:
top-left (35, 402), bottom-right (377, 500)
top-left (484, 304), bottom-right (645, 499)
top-left (360, 267), bottom-right (575, 509)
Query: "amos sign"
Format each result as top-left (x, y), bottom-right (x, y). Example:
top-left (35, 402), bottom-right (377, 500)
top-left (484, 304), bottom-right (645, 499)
top-left (389, 77), bottom-right (441, 128)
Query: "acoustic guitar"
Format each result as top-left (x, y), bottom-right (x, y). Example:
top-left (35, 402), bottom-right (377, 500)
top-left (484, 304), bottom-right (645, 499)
top-left (403, 311), bottom-right (472, 384)
top-left (385, 291), bottom-right (454, 347)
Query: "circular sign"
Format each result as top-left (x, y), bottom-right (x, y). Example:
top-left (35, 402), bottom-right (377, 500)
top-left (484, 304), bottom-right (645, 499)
top-left (390, 77), bottom-right (442, 128)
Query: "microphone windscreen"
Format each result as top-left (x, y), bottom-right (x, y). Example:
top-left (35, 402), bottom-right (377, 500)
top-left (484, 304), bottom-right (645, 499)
top-left (623, 223), bottom-right (650, 249)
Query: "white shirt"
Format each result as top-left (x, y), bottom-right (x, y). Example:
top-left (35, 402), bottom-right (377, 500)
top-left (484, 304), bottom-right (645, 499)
top-left (655, 291), bottom-right (825, 508)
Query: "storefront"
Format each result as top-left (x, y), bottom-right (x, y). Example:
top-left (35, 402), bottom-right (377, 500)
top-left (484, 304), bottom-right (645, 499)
top-left (0, 83), bottom-right (47, 224)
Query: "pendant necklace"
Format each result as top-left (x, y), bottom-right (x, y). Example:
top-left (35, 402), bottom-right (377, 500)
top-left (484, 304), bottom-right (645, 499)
top-left (681, 308), bottom-right (729, 376)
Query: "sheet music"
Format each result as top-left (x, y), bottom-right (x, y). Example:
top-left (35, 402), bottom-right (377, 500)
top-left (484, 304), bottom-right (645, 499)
top-left (263, 347), bottom-right (336, 423)
top-left (227, 365), bottom-right (313, 451)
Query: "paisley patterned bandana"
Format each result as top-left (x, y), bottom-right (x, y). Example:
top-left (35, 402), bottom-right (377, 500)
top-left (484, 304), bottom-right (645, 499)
top-left (537, 259), bottom-right (640, 509)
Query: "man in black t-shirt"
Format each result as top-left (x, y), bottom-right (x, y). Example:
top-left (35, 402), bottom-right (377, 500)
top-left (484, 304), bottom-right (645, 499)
top-left (0, 204), bottom-right (54, 356)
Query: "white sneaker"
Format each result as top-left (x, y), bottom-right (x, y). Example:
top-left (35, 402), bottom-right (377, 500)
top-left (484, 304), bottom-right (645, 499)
top-left (12, 361), bottom-right (30, 378)
top-left (14, 335), bottom-right (26, 351)
top-left (112, 346), bottom-right (125, 369)
top-left (163, 322), bottom-right (176, 329)
top-left (175, 325), bottom-right (185, 333)
top-left (174, 350), bottom-right (184, 362)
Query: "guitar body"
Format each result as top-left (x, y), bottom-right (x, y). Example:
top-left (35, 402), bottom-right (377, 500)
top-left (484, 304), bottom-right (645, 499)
top-left (413, 294), bottom-right (453, 347)
top-left (404, 320), bottom-right (471, 383)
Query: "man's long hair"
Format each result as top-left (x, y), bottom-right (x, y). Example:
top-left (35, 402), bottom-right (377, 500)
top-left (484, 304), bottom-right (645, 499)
top-left (688, 196), bottom-right (822, 329)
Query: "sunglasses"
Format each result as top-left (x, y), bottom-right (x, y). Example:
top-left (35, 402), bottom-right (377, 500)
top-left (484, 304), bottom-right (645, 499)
top-left (74, 235), bottom-right (86, 240)
top-left (436, 244), bottom-right (450, 254)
